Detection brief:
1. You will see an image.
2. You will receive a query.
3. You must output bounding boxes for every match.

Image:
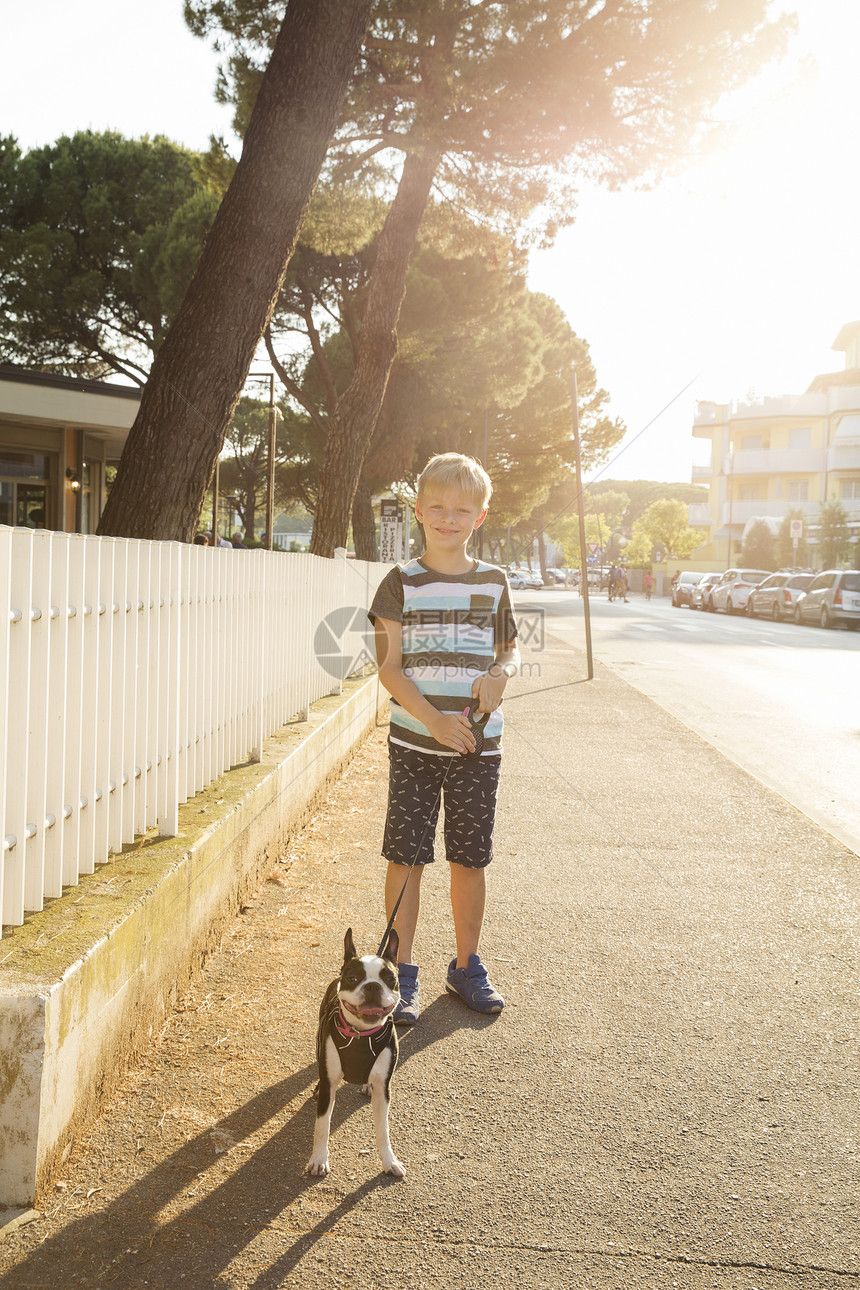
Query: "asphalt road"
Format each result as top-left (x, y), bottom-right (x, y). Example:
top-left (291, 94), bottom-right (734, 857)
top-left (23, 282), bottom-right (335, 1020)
top-left (523, 589), bottom-right (860, 858)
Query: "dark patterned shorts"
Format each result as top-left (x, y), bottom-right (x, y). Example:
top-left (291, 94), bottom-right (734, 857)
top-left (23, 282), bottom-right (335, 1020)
top-left (382, 739), bottom-right (501, 870)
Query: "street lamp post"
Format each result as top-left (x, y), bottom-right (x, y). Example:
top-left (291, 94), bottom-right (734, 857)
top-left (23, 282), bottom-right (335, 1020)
top-left (570, 368), bottom-right (594, 681)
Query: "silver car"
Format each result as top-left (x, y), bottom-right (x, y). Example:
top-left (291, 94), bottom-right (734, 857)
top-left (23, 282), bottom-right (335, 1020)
top-left (747, 572), bottom-right (814, 621)
top-left (691, 570), bottom-right (722, 611)
top-left (671, 570), bottom-right (704, 608)
top-left (709, 568), bottom-right (770, 615)
top-left (794, 570), bottom-right (860, 629)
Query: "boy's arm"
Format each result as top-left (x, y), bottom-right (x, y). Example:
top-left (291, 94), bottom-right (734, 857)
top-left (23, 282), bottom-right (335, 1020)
top-left (471, 638), bottom-right (520, 713)
top-left (373, 618), bottom-right (476, 755)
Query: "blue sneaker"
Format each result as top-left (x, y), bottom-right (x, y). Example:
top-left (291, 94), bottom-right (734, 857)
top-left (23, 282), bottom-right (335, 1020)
top-left (446, 955), bottom-right (504, 1014)
top-left (393, 963), bottom-right (419, 1026)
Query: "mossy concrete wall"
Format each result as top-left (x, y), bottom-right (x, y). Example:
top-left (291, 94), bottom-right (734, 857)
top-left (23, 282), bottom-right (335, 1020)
top-left (0, 674), bottom-right (386, 1208)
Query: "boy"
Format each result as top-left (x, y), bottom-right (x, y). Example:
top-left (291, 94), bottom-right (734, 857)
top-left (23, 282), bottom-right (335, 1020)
top-left (368, 453), bottom-right (519, 1024)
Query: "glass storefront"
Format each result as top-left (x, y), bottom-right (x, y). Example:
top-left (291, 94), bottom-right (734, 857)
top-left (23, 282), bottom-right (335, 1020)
top-left (0, 451), bottom-right (53, 528)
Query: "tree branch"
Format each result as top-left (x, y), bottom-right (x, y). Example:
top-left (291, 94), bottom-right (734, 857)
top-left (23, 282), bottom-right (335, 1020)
top-left (264, 325), bottom-right (329, 436)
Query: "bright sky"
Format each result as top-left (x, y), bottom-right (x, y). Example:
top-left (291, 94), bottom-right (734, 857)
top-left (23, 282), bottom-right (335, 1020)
top-left (3, 1), bottom-right (858, 485)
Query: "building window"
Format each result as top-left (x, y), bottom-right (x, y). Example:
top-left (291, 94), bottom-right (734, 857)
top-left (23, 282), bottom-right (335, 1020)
top-left (739, 485), bottom-right (760, 501)
top-left (787, 481), bottom-right (809, 501)
top-left (789, 427), bottom-right (811, 450)
top-left (0, 450), bottom-right (53, 528)
top-left (741, 435), bottom-right (762, 451)
top-left (840, 478), bottom-right (860, 501)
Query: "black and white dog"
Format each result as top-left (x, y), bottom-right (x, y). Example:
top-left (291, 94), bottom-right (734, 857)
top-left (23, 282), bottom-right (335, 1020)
top-left (306, 928), bottom-right (405, 1178)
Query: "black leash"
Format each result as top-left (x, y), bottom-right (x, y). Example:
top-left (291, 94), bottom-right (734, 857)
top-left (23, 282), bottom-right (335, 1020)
top-left (376, 707), bottom-right (491, 957)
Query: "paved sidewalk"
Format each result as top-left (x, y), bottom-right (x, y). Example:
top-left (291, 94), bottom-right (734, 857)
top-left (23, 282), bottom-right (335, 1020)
top-left (1, 626), bottom-right (858, 1288)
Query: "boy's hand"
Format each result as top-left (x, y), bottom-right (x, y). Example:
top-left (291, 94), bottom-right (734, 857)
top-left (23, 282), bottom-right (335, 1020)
top-left (471, 670), bottom-right (507, 714)
top-left (428, 711), bottom-right (476, 755)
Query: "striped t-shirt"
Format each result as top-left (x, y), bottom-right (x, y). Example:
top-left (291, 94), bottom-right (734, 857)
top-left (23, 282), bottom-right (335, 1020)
top-left (368, 557), bottom-right (518, 756)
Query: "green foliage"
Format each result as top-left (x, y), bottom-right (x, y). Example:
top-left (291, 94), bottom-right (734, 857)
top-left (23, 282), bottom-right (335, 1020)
top-left (740, 519), bottom-right (777, 571)
top-left (589, 479), bottom-right (706, 524)
top-left (548, 487), bottom-right (629, 566)
top-left (622, 526), bottom-right (658, 569)
top-left (775, 507), bottom-right (811, 569)
top-left (187, 1), bottom-right (792, 554)
top-left (588, 489), bottom-right (630, 532)
top-left (267, 221), bottom-right (624, 524)
top-left (0, 131), bottom-right (218, 380)
top-left (628, 498), bottom-right (706, 561)
top-left (189, 135), bottom-right (238, 199)
top-left (188, 1), bottom-right (794, 249)
top-left (217, 395), bottom-right (321, 537)
top-left (818, 499), bottom-right (853, 568)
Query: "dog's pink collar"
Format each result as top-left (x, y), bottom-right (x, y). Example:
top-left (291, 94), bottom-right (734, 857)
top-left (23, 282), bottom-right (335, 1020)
top-left (335, 1005), bottom-right (388, 1041)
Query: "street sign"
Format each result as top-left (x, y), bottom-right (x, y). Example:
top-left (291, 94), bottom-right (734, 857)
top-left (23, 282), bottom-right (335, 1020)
top-left (790, 519), bottom-right (803, 538)
top-left (587, 542), bottom-right (601, 556)
top-left (380, 498), bottom-right (404, 562)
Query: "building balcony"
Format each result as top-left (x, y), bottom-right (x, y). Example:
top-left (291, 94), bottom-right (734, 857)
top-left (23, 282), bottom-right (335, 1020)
top-left (826, 385), bottom-right (860, 414)
top-left (719, 499), bottom-right (819, 527)
top-left (828, 444), bottom-right (860, 472)
top-left (693, 401), bottom-right (719, 426)
top-left (730, 392), bottom-right (826, 420)
top-left (691, 463), bottom-right (714, 480)
top-left (688, 503), bottom-right (713, 526)
top-left (727, 448), bottom-right (827, 476)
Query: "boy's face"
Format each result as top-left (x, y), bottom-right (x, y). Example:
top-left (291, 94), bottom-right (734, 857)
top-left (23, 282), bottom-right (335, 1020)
top-left (416, 484), bottom-right (487, 551)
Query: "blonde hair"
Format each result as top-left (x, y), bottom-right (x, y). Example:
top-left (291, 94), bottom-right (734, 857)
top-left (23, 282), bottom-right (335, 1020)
top-left (416, 453), bottom-right (492, 510)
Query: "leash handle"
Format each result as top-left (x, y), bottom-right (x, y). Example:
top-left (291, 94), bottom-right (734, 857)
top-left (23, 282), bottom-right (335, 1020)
top-left (463, 704), bottom-right (490, 756)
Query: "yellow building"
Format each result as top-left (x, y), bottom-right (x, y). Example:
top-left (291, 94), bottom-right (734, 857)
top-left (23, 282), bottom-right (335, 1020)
top-left (690, 322), bottom-right (860, 566)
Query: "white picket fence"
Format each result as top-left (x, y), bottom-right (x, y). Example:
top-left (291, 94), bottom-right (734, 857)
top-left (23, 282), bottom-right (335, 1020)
top-left (0, 527), bottom-right (388, 935)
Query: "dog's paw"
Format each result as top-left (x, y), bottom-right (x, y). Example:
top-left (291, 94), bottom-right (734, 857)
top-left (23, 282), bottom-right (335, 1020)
top-left (306, 1155), bottom-right (331, 1177)
top-left (361, 1082), bottom-right (371, 1098)
top-left (382, 1156), bottom-right (406, 1178)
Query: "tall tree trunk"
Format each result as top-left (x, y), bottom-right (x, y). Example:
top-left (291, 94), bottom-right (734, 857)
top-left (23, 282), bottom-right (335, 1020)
top-left (536, 524), bottom-right (548, 584)
top-left (309, 148), bottom-right (439, 556)
top-left (351, 472), bottom-right (377, 561)
top-left (98, 0), bottom-right (372, 541)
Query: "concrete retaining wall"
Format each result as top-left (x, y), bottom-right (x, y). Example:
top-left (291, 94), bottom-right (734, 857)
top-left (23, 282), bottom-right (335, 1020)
top-left (0, 674), bottom-right (386, 1208)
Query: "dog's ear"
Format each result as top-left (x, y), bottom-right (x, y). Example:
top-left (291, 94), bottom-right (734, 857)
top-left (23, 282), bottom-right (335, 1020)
top-left (343, 927), bottom-right (358, 961)
top-left (382, 927), bottom-right (399, 966)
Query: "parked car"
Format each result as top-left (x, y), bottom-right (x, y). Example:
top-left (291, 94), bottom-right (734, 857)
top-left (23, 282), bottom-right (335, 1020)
top-left (508, 568), bottom-right (543, 590)
top-left (690, 570), bottom-right (722, 611)
top-left (747, 572), bottom-right (814, 621)
top-left (709, 568), bottom-right (770, 614)
top-left (671, 570), bottom-right (704, 608)
top-left (794, 569), bottom-right (860, 629)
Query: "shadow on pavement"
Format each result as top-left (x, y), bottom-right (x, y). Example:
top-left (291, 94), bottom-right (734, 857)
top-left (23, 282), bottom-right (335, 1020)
top-left (0, 995), bottom-right (488, 1288)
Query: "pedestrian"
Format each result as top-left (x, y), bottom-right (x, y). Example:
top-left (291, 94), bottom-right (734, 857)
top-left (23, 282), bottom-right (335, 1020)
top-left (644, 570), bottom-right (654, 600)
top-left (368, 452), bottom-right (520, 1024)
top-left (230, 532), bottom-right (246, 548)
top-left (193, 532), bottom-right (211, 546)
top-left (608, 562), bottom-right (619, 601)
top-left (620, 565), bottom-right (629, 602)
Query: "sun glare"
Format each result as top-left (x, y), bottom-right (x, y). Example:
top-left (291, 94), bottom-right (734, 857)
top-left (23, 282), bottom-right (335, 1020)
top-left (528, 0), bottom-right (860, 481)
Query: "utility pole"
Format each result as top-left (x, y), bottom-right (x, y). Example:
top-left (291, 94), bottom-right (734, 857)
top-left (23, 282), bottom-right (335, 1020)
top-left (478, 406), bottom-right (488, 561)
top-left (570, 369), bottom-right (594, 680)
